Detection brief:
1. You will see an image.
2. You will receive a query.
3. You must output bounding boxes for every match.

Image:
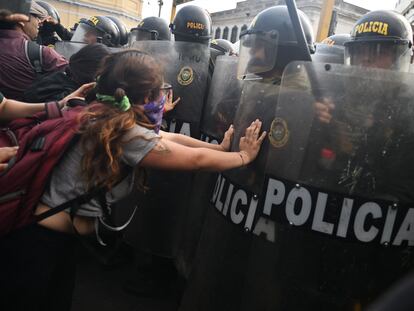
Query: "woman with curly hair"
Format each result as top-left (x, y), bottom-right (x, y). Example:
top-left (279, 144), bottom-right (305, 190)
top-left (0, 49), bottom-right (266, 311)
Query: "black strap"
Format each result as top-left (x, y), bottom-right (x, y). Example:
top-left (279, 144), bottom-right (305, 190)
top-left (34, 188), bottom-right (104, 222)
top-left (25, 40), bottom-right (43, 76)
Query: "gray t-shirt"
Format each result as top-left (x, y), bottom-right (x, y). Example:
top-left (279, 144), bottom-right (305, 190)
top-left (41, 124), bottom-right (159, 217)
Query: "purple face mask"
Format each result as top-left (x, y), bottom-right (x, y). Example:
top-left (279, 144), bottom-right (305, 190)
top-left (143, 95), bottom-right (166, 134)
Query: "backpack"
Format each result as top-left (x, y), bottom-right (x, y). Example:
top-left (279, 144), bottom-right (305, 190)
top-left (0, 103), bottom-right (97, 237)
top-left (24, 40), bottom-right (44, 78)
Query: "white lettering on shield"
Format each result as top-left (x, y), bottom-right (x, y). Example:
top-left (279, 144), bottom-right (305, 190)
top-left (259, 177), bottom-right (414, 246)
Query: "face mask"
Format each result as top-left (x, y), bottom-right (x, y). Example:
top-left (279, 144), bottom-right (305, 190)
top-left (143, 95), bottom-right (166, 133)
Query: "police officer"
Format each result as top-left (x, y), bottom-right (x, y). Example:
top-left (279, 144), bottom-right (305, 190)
top-left (36, 1), bottom-right (72, 46)
top-left (316, 11), bottom-right (413, 123)
top-left (344, 10), bottom-right (413, 71)
top-left (71, 15), bottom-right (120, 47)
top-left (129, 16), bottom-right (171, 43)
top-left (170, 5), bottom-right (211, 45)
top-left (238, 6), bottom-right (314, 82)
top-left (179, 6), bottom-right (316, 311)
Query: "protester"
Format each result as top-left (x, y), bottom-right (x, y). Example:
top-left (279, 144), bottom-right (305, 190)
top-left (0, 1), bottom-right (67, 100)
top-left (0, 49), bottom-right (265, 311)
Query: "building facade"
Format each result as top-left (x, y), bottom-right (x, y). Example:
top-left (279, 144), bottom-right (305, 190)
top-left (395, 0), bottom-right (414, 23)
top-left (41, 0), bottom-right (143, 30)
top-left (211, 0), bottom-right (368, 43)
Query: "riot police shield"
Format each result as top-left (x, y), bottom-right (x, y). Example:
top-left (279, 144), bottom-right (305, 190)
top-left (131, 40), bottom-right (210, 138)
top-left (124, 41), bottom-right (210, 260)
top-left (200, 55), bottom-right (243, 143)
top-left (180, 62), bottom-right (414, 311)
top-left (175, 55), bottom-right (243, 278)
top-left (54, 41), bottom-right (87, 59)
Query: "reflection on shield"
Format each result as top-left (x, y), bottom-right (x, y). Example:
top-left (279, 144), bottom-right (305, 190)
top-left (180, 61), bottom-right (414, 311)
top-left (54, 41), bottom-right (87, 59)
top-left (132, 41), bottom-right (210, 137)
top-left (174, 55), bottom-right (243, 279)
top-left (201, 55), bottom-right (243, 141)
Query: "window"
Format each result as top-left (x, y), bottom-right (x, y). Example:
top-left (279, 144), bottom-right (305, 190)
top-left (230, 26), bottom-right (238, 43)
top-left (215, 27), bottom-right (221, 39)
top-left (223, 26), bottom-right (229, 40)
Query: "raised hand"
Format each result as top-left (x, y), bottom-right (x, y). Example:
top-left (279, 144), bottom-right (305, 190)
top-left (239, 119), bottom-right (267, 165)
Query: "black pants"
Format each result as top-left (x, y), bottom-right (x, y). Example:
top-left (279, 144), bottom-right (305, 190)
top-left (0, 224), bottom-right (77, 311)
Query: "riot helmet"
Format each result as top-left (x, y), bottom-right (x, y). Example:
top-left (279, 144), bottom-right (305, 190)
top-left (37, 1), bottom-right (60, 23)
top-left (129, 16), bottom-right (171, 42)
top-left (36, 1), bottom-right (61, 44)
top-left (107, 16), bottom-right (128, 46)
top-left (238, 5), bottom-right (315, 80)
top-left (344, 10), bottom-right (413, 72)
top-left (170, 5), bottom-right (212, 44)
top-left (211, 39), bottom-right (237, 55)
top-left (313, 34), bottom-right (351, 64)
top-left (71, 15), bottom-right (120, 47)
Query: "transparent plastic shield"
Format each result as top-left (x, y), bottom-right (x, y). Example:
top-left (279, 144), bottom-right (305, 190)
top-left (180, 61), bottom-right (414, 311)
top-left (237, 32), bottom-right (279, 80)
top-left (201, 55), bottom-right (243, 140)
top-left (131, 41), bottom-right (210, 124)
top-left (266, 61), bottom-right (414, 203)
top-left (70, 23), bottom-right (102, 44)
top-left (223, 78), bottom-right (280, 195)
top-left (54, 41), bottom-right (87, 59)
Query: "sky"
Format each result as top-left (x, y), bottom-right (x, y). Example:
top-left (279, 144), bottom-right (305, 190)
top-left (142, 0), bottom-right (398, 21)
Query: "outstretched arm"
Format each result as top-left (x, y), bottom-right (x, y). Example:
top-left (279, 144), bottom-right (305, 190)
top-left (159, 124), bottom-right (234, 151)
top-left (141, 120), bottom-right (266, 171)
top-left (0, 83), bottom-right (95, 121)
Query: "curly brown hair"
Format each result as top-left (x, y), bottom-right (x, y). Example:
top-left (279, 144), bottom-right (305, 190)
top-left (78, 49), bottom-right (163, 190)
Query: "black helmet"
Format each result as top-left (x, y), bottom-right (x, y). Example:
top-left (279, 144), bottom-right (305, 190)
top-left (37, 1), bottom-right (61, 38)
top-left (71, 15), bottom-right (120, 47)
top-left (313, 34), bottom-right (351, 64)
top-left (211, 39), bottom-right (236, 54)
top-left (238, 5), bottom-right (315, 79)
top-left (170, 5), bottom-right (212, 44)
top-left (130, 16), bottom-right (171, 42)
top-left (344, 10), bottom-right (413, 71)
top-left (106, 16), bottom-right (129, 46)
top-left (36, 1), bottom-right (60, 23)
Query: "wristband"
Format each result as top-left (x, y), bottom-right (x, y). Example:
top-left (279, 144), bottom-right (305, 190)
top-left (45, 101), bottom-right (63, 119)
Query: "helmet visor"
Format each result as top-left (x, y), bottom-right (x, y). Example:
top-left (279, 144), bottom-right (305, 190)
top-left (237, 31), bottom-right (279, 80)
top-left (129, 29), bottom-right (159, 44)
top-left (71, 23), bottom-right (103, 44)
top-left (345, 41), bottom-right (412, 72)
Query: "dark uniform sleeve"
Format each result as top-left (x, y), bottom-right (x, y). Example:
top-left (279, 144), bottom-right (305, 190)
top-left (54, 23), bottom-right (73, 41)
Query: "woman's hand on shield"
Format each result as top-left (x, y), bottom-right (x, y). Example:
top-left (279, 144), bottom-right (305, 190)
top-left (220, 124), bottom-right (234, 151)
top-left (239, 119), bottom-right (267, 165)
top-left (164, 89), bottom-right (180, 113)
